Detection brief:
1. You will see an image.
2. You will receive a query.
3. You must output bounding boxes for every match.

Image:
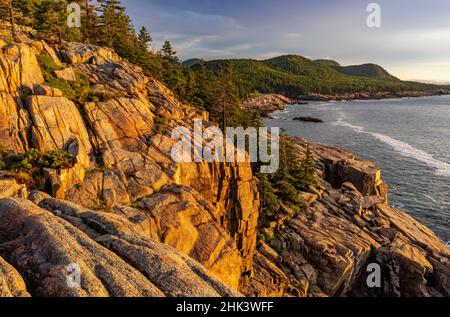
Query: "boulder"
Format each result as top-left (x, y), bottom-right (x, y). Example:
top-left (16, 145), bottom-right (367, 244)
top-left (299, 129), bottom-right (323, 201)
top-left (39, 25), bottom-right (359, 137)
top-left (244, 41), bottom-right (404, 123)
top-left (0, 92), bottom-right (30, 153)
top-left (60, 42), bottom-right (120, 65)
top-left (33, 84), bottom-right (63, 97)
top-left (41, 41), bottom-right (64, 67)
top-left (54, 67), bottom-right (77, 82)
top-left (362, 195), bottom-right (385, 209)
top-left (27, 190), bottom-right (52, 205)
top-left (299, 191), bottom-right (318, 205)
top-left (313, 143), bottom-right (386, 198)
top-left (0, 178), bottom-right (27, 199)
top-left (0, 256), bottom-right (30, 297)
top-left (0, 198), bottom-right (240, 297)
top-left (39, 198), bottom-right (241, 297)
top-left (0, 43), bottom-right (44, 93)
top-left (65, 170), bottom-right (130, 209)
top-left (240, 250), bottom-right (292, 297)
top-left (293, 117), bottom-right (324, 123)
top-left (0, 198), bottom-right (163, 297)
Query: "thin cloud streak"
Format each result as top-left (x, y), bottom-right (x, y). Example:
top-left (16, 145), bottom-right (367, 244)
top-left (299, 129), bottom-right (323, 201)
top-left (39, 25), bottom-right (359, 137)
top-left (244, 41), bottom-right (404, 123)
top-left (122, 0), bottom-right (450, 82)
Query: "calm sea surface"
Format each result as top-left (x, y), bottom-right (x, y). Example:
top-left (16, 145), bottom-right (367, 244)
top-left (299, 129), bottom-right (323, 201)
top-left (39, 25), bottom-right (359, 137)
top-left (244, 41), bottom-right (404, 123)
top-left (266, 95), bottom-right (450, 242)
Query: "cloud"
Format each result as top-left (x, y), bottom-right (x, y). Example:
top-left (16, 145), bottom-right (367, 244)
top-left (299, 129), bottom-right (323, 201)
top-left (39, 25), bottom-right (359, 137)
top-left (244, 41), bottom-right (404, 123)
top-left (182, 10), bottom-right (245, 30)
top-left (122, 0), bottom-right (450, 81)
top-left (284, 33), bottom-right (303, 38)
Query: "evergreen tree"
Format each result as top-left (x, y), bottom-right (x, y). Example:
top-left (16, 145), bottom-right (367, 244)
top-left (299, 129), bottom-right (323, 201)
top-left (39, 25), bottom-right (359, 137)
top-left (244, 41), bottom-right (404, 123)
top-left (275, 179), bottom-right (303, 212)
top-left (272, 135), bottom-right (296, 183)
top-left (210, 65), bottom-right (242, 130)
top-left (296, 144), bottom-right (317, 190)
top-left (97, 0), bottom-right (125, 47)
top-left (11, 0), bottom-right (34, 26)
top-left (80, 0), bottom-right (100, 44)
top-left (267, 135), bottom-right (305, 212)
top-left (257, 173), bottom-right (280, 217)
top-left (33, 0), bottom-right (75, 43)
top-left (137, 26), bottom-right (152, 50)
top-left (161, 40), bottom-right (178, 63)
top-left (192, 62), bottom-right (214, 108)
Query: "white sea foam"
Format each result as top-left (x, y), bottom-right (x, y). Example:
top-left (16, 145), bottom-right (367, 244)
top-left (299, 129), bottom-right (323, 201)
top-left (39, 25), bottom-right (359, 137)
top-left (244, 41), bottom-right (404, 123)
top-left (334, 118), bottom-right (450, 177)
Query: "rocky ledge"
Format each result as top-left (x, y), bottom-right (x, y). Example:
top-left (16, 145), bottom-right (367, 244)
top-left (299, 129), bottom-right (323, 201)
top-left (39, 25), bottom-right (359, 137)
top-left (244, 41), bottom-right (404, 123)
top-left (293, 117), bottom-right (324, 123)
top-left (241, 139), bottom-right (449, 297)
top-left (0, 28), bottom-right (448, 297)
top-left (242, 94), bottom-right (297, 116)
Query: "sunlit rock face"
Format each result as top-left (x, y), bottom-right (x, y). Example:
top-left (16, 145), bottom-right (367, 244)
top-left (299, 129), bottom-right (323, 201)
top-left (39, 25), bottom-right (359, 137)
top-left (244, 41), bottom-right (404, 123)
top-left (241, 140), bottom-right (450, 297)
top-left (0, 30), bottom-right (260, 294)
top-left (0, 26), bottom-right (448, 298)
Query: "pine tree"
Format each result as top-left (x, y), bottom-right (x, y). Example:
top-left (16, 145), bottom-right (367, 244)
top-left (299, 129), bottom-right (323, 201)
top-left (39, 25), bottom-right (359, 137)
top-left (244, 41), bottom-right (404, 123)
top-left (272, 136), bottom-right (296, 183)
top-left (11, 0), bottom-right (34, 26)
top-left (258, 173), bottom-right (280, 217)
top-left (296, 144), bottom-right (317, 190)
top-left (80, 0), bottom-right (100, 44)
top-left (268, 135), bottom-right (304, 212)
top-left (161, 40), bottom-right (178, 63)
top-left (33, 0), bottom-right (71, 43)
top-left (97, 0), bottom-right (125, 46)
top-left (137, 26), bottom-right (152, 50)
top-left (210, 65), bottom-right (241, 130)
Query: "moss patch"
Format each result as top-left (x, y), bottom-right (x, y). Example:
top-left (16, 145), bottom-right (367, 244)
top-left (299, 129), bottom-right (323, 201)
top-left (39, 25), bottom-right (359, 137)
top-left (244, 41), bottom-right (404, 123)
top-left (38, 53), bottom-right (96, 104)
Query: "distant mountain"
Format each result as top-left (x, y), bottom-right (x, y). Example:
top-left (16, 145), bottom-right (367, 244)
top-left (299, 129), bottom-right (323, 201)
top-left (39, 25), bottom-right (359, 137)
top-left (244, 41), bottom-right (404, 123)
top-left (188, 54), bottom-right (438, 98)
top-left (315, 59), bottom-right (398, 80)
top-left (315, 59), bottom-right (341, 67)
top-left (335, 63), bottom-right (398, 80)
top-left (182, 58), bottom-right (203, 67)
top-left (265, 55), bottom-right (341, 79)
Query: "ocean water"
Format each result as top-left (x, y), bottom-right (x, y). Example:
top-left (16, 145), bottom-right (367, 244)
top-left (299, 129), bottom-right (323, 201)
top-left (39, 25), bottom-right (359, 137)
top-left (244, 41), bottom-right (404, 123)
top-left (265, 95), bottom-right (450, 242)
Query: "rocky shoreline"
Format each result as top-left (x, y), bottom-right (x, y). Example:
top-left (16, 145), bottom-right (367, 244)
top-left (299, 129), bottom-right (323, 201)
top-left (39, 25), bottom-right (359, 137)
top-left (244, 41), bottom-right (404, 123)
top-left (242, 90), bottom-right (450, 119)
top-left (242, 93), bottom-right (298, 116)
top-left (0, 29), bottom-right (448, 297)
top-left (242, 138), bottom-right (450, 297)
top-left (297, 90), bottom-right (449, 102)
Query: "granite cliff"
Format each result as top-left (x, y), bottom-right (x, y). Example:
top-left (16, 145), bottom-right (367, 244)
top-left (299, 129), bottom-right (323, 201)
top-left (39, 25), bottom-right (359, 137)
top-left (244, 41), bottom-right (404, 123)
top-left (0, 27), bottom-right (448, 297)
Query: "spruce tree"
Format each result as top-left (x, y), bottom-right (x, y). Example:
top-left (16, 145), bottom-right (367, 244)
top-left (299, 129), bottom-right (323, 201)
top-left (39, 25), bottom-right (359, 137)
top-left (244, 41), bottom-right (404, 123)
top-left (11, 0), bottom-right (33, 26)
top-left (297, 144), bottom-right (317, 190)
top-left (97, 0), bottom-right (125, 46)
top-left (33, 0), bottom-right (72, 43)
top-left (161, 40), bottom-right (178, 63)
top-left (80, 0), bottom-right (100, 44)
top-left (258, 173), bottom-right (280, 217)
top-left (269, 136), bottom-right (304, 212)
top-left (210, 65), bottom-right (240, 130)
top-left (138, 26), bottom-right (152, 50)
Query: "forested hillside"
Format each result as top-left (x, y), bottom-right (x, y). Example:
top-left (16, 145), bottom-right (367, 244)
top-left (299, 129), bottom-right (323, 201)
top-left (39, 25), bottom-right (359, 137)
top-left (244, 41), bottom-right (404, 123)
top-left (315, 59), bottom-right (399, 80)
top-left (190, 56), bottom-right (439, 98)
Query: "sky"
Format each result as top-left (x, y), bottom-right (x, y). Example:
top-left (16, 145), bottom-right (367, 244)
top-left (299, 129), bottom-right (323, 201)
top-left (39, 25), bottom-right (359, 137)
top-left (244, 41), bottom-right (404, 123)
top-left (121, 0), bottom-right (450, 83)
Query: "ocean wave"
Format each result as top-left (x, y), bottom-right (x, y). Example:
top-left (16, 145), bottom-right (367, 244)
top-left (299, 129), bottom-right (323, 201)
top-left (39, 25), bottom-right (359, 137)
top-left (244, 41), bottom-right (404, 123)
top-left (334, 118), bottom-right (450, 177)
